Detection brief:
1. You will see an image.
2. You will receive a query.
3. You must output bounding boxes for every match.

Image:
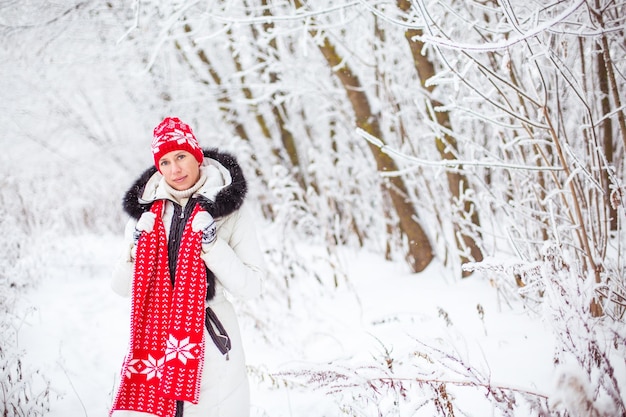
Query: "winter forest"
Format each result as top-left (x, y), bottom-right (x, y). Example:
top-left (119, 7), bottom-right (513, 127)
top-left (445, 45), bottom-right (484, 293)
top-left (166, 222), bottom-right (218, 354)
top-left (2, 0), bottom-right (625, 416)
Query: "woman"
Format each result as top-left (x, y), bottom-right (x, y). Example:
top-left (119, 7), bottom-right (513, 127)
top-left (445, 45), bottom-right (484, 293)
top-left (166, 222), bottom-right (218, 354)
top-left (110, 116), bottom-right (265, 417)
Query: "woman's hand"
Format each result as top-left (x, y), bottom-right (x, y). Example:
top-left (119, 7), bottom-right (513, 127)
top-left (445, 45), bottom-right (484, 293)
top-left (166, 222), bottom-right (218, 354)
top-left (133, 211), bottom-right (157, 243)
top-left (130, 211), bottom-right (156, 260)
top-left (192, 211), bottom-right (217, 248)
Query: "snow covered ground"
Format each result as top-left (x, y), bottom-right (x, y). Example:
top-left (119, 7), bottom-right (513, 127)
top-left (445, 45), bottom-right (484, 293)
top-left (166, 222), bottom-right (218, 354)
top-left (16, 233), bottom-right (556, 416)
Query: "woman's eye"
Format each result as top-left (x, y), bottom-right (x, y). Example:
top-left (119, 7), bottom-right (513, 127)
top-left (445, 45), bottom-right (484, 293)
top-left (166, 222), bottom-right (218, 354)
top-left (177, 154), bottom-right (186, 160)
top-left (160, 160), bottom-right (169, 166)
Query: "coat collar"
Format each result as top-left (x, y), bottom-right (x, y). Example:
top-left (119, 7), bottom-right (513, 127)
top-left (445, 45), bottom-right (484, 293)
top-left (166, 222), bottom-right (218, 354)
top-left (122, 148), bottom-right (247, 220)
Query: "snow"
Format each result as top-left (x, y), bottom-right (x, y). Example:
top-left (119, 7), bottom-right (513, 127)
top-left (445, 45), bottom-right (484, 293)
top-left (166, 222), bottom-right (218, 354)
top-left (15, 233), bottom-right (556, 416)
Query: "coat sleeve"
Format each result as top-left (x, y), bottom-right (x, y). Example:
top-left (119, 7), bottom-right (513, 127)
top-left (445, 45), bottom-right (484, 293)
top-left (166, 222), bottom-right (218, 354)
top-left (201, 204), bottom-right (266, 300)
top-left (110, 219), bottom-right (136, 297)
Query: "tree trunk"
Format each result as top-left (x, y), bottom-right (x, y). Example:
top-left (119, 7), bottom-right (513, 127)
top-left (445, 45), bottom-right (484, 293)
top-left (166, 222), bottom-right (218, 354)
top-left (397, 0), bottom-right (484, 274)
top-left (306, 26), bottom-right (434, 272)
top-left (259, 0), bottom-right (306, 190)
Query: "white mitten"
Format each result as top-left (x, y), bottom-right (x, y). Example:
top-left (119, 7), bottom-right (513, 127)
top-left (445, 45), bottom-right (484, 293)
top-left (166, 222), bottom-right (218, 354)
top-left (192, 211), bottom-right (217, 247)
top-left (133, 211), bottom-right (156, 244)
top-left (129, 211), bottom-right (156, 260)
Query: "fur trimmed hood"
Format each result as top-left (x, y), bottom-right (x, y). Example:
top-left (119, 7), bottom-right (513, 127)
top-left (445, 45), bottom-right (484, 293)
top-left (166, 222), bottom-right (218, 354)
top-left (122, 148), bottom-right (247, 220)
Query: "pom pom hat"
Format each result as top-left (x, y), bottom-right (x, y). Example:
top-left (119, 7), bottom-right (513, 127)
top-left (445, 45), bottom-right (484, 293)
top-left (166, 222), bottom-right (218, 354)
top-left (152, 117), bottom-right (204, 171)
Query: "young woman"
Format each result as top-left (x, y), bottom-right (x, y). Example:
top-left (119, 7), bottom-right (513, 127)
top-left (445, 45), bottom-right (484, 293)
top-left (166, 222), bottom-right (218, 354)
top-left (110, 117), bottom-right (265, 417)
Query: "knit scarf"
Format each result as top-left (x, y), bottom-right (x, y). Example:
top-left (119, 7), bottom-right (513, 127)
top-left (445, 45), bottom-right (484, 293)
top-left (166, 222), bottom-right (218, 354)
top-left (111, 200), bottom-right (207, 417)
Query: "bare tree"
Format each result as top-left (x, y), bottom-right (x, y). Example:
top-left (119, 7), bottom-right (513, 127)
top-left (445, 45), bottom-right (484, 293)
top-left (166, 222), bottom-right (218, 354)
top-left (397, 0), bottom-right (484, 275)
top-left (292, 0), bottom-right (435, 273)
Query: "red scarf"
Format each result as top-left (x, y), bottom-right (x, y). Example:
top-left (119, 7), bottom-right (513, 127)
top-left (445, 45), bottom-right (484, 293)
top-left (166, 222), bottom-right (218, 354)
top-left (111, 200), bottom-right (207, 417)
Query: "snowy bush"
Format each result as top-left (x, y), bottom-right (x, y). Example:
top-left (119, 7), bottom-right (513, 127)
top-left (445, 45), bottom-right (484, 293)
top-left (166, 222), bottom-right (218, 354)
top-left (0, 179), bottom-right (51, 416)
top-left (0, 343), bottom-right (51, 417)
top-left (464, 241), bottom-right (626, 416)
top-left (0, 278), bottom-right (50, 417)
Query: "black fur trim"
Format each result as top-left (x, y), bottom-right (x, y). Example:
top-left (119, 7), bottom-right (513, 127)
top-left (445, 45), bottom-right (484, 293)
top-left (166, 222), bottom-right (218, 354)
top-left (122, 165), bottom-right (158, 220)
top-left (122, 148), bottom-right (248, 220)
top-left (197, 148), bottom-right (248, 218)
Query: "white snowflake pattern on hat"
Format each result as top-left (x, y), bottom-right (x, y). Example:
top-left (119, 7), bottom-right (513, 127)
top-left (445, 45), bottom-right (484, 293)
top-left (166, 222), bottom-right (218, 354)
top-left (151, 117), bottom-right (202, 158)
top-left (152, 128), bottom-right (200, 155)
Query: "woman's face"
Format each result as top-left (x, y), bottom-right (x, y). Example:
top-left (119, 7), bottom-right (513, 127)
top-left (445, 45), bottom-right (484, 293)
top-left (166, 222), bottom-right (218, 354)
top-left (158, 150), bottom-right (202, 191)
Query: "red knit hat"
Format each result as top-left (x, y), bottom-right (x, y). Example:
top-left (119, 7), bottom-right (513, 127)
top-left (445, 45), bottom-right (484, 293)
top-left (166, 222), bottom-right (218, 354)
top-left (152, 117), bottom-right (204, 171)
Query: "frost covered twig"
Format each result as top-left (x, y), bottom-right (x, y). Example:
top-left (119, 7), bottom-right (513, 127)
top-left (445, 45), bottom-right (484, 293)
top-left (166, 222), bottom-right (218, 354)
top-left (356, 128), bottom-right (564, 173)
top-left (275, 355), bottom-right (551, 417)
